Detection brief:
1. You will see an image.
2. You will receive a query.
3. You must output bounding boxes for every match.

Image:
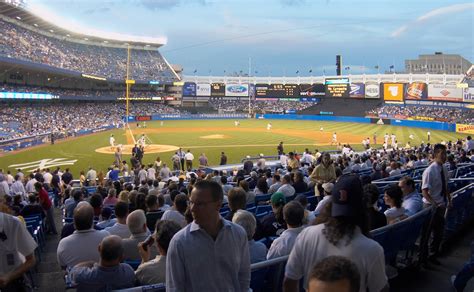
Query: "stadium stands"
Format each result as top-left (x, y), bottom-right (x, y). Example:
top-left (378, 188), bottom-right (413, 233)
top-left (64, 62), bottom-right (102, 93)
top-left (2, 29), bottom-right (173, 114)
top-left (209, 98), bottom-right (317, 113)
top-left (367, 105), bottom-right (474, 124)
top-left (0, 19), bottom-right (177, 82)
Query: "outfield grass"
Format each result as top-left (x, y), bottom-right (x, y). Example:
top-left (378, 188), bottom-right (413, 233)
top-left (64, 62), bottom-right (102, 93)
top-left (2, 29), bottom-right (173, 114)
top-left (0, 119), bottom-right (468, 176)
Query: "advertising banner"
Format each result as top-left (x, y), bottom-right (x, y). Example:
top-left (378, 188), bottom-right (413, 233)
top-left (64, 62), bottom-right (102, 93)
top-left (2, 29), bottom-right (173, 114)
top-left (182, 82), bottom-right (196, 97)
top-left (456, 124), bottom-right (474, 134)
top-left (427, 84), bottom-right (463, 101)
top-left (225, 84), bottom-right (248, 97)
top-left (299, 84), bottom-right (325, 97)
top-left (365, 83), bottom-right (380, 99)
top-left (350, 83), bottom-right (365, 98)
top-left (383, 83), bottom-right (404, 102)
top-left (405, 83), bottom-right (428, 100)
top-left (463, 87), bottom-right (474, 103)
top-left (196, 83), bottom-right (211, 96)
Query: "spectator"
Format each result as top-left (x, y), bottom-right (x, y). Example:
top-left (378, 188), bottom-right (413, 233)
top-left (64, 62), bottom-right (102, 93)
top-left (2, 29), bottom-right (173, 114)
top-left (363, 184), bottom-right (387, 230)
top-left (103, 188), bottom-right (118, 206)
top-left (260, 192), bottom-right (287, 238)
top-left (268, 174), bottom-right (282, 194)
top-left (96, 207), bottom-right (116, 229)
top-left (232, 210), bottom-right (267, 263)
top-left (239, 180), bottom-right (256, 205)
top-left (267, 201), bottom-right (305, 259)
top-left (283, 174), bottom-right (388, 292)
top-left (314, 183), bottom-right (334, 215)
top-left (57, 202), bottom-right (110, 269)
top-left (294, 194), bottom-right (316, 225)
top-left (307, 256), bottom-right (360, 292)
top-left (255, 177), bottom-right (269, 195)
top-left (293, 171), bottom-right (308, 193)
top-left (122, 210), bottom-right (156, 261)
top-left (70, 235), bottom-right (135, 291)
top-left (277, 174), bottom-right (296, 198)
top-left (105, 201), bottom-right (131, 239)
top-left (136, 220), bottom-right (181, 285)
top-left (166, 180), bottom-right (250, 291)
top-left (0, 212), bottom-right (37, 291)
top-left (310, 153), bottom-right (336, 200)
top-left (383, 184), bottom-right (407, 224)
top-left (65, 188), bottom-right (84, 218)
top-left (398, 176), bottom-right (423, 216)
top-left (161, 194), bottom-right (188, 228)
top-left (35, 182), bottom-right (57, 234)
top-left (145, 194), bottom-right (165, 231)
top-left (20, 193), bottom-right (44, 218)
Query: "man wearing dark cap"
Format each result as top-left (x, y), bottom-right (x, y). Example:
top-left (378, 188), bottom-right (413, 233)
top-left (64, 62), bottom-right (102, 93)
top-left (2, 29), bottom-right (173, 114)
top-left (283, 174), bottom-right (388, 292)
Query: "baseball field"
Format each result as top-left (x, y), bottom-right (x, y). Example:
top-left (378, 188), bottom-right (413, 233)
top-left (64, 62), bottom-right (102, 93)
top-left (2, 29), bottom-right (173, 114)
top-left (0, 119), bottom-right (469, 176)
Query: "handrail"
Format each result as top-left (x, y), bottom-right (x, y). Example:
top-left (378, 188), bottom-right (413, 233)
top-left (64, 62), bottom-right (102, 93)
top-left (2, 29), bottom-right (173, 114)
top-left (451, 182), bottom-right (474, 198)
top-left (370, 205), bottom-right (433, 234)
top-left (250, 255), bottom-right (289, 271)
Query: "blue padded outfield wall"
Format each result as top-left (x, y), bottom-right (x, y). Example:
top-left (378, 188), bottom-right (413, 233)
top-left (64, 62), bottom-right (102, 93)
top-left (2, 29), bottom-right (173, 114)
top-left (257, 114), bottom-right (456, 132)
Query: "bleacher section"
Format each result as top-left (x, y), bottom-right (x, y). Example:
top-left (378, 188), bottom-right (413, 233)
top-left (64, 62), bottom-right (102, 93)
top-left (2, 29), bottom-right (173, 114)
top-left (298, 98), bottom-right (383, 116)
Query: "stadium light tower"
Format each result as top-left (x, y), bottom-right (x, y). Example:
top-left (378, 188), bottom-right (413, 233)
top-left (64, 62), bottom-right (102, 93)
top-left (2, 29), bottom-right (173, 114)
top-left (125, 45), bottom-right (135, 121)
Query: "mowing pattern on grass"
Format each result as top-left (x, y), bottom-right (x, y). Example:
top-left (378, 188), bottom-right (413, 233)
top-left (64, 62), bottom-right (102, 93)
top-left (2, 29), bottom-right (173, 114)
top-left (0, 119), bottom-right (468, 176)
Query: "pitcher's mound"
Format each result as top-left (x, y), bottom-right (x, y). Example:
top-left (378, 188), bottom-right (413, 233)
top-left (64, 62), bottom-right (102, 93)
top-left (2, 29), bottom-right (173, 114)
top-left (95, 144), bottom-right (179, 155)
top-left (200, 134), bottom-right (230, 139)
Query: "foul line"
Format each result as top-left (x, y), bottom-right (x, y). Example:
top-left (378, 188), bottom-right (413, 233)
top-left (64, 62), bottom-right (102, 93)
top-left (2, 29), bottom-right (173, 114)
top-left (127, 123), bottom-right (137, 145)
top-left (180, 143), bottom-right (326, 149)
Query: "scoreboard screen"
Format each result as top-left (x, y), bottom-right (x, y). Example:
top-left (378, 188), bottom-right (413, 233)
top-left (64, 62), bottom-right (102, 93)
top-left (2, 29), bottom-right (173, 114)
top-left (211, 83), bottom-right (225, 97)
top-left (325, 78), bottom-right (350, 98)
top-left (255, 84), bottom-right (299, 98)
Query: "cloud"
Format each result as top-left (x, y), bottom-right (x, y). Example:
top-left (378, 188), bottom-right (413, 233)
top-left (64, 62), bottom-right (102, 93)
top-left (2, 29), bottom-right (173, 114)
top-left (391, 3), bottom-right (474, 37)
top-left (82, 7), bottom-right (111, 15)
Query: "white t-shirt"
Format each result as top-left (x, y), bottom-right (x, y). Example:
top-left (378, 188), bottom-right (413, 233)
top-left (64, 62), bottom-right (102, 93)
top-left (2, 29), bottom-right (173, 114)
top-left (384, 207), bottom-right (406, 221)
top-left (0, 213), bottom-right (37, 275)
top-left (185, 153), bottom-right (194, 161)
top-left (422, 162), bottom-right (448, 206)
top-left (267, 226), bottom-right (305, 260)
top-left (285, 224), bottom-right (387, 292)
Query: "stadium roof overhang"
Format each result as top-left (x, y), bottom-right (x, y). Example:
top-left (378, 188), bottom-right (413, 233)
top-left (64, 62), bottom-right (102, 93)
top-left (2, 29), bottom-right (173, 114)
top-left (0, 2), bottom-right (165, 49)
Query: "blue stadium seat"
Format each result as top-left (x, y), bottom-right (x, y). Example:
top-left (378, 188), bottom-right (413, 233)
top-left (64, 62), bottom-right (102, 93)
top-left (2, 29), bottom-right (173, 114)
top-left (256, 205), bottom-right (272, 215)
top-left (255, 194), bottom-right (271, 205)
top-left (123, 260), bottom-right (141, 271)
top-left (111, 283), bottom-right (166, 291)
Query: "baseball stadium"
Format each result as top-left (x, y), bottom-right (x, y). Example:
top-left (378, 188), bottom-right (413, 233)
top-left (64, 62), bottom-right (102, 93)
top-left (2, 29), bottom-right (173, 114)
top-left (0, 0), bottom-right (473, 292)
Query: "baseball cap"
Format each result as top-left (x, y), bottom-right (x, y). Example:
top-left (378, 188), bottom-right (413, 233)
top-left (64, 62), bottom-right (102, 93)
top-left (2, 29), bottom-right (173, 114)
top-left (271, 192), bottom-right (286, 206)
top-left (322, 182), bottom-right (334, 194)
top-left (331, 175), bottom-right (363, 217)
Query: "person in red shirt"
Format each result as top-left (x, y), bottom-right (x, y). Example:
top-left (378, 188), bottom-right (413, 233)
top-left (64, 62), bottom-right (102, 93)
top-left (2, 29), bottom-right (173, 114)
top-left (35, 182), bottom-right (57, 235)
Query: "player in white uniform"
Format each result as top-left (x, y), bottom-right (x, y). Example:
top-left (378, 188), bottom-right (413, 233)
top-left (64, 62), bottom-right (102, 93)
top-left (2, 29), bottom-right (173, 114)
top-left (160, 121), bottom-right (164, 126)
top-left (234, 120), bottom-right (240, 127)
top-left (139, 134), bottom-right (146, 148)
top-left (267, 123), bottom-right (272, 130)
top-left (320, 126), bottom-right (324, 132)
top-left (109, 135), bottom-right (115, 150)
top-left (409, 134), bottom-right (414, 140)
top-left (391, 134), bottom-right (396, 148)
top-left (384, 133), bottom-right (389, 145)
top-left (331, 132), bottom-right (337, 145)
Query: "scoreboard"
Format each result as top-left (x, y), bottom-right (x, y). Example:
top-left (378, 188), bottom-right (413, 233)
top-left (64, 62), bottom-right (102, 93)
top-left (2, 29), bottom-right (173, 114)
top-left (325, 78), bottom-right (350, 98)
top-left (210, 83), bottom-right (225, 97)
top-left (255, 84), bottom-right (300, 98)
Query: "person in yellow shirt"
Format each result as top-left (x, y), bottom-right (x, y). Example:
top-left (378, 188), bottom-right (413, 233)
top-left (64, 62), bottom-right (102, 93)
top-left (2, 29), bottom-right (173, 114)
top-left (309, 152), bottom-right (336, 200)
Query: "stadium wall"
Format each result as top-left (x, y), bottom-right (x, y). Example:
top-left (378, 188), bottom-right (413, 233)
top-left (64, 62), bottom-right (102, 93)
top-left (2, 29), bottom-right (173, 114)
top-left (257, 114), bottom-right (457, 132)
top-left (126, 113), bottom-right (248, 122)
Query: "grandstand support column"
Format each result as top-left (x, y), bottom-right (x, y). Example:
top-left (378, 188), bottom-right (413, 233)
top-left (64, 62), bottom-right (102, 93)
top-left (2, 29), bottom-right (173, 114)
top-left (126, 45), bottom-right (130, 119)
top-left (248, 57), bottom-right (251, 117)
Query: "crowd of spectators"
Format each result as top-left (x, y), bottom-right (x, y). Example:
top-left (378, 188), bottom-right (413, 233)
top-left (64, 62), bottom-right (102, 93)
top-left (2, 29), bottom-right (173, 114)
top-left (0, 19), bottom-right (176, 81)
top-left (209, 99), bottom-right (317, 113)
top-left (1, 83), bottom-right (164, 99)
top-left (0, 102), bottom-right (185, 141)
top-left (366, 105), bottom-right (474, 124)
top-left (0, 136), bottom-right (473, 290)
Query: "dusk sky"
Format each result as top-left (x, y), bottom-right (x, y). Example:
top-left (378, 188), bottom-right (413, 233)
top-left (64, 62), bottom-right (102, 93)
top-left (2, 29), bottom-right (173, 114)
top-left (28, 0), bottom-right (473, 76)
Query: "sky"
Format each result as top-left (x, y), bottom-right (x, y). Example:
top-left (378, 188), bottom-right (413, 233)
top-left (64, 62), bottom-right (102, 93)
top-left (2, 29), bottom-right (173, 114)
top-left (27, 0), bottom-right (474, 76)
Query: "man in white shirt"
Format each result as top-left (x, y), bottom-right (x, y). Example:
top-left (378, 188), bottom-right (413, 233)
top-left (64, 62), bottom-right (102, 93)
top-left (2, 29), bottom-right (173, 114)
top-left (283, 174), bottom-right (388, 292)
top-left (277, 175), bottom-right (296, 198)
top-left (166, 180), bottom-right (250, 291)
top-left (57, 202), bottom-right (110, 269)
top-left (0, 212), bottom-right (37, 290)
top-left (420, 144), bottom-right (451, 264)
top-left (86, 167), bottom-right (97, 186)
top-left (267, 201), bottom-right (305, 259)
top-left (185, 150), bottom-right (195, 171)
top-left (268, 175), bottom-right (282, 195)
top-left (24, 174), bottom-right (37, 194)
top-left (105, 201), bottom-right (131, 239)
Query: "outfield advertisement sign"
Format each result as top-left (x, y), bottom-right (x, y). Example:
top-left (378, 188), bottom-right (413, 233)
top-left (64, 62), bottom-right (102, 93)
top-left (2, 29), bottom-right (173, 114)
top-left (456, 124), bottom-right (474, 134)
top-left (365, 83), bottom-right (380, 99)
top-left (299, 84), bottom-right (325, 97)
top-left (196, 83), bottom-right (211, 96)
top-left (463, 88), bottom-right (474, 103)
top-left (405, 83), bottom-right (428, 100)
top-left (182, 82), bottom-right (196, 97)
top-left (225, 84), bottom-right (248, 97)
top-left (350, 83), bottom-right (365, 98)
top-left (428, 84), bottom-right (463, 101)
top-left (383, 83), bottom-right (404, 102)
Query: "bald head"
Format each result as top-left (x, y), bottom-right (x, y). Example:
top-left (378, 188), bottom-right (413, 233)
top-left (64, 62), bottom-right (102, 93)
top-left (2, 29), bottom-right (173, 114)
top-left (99, 235), bottom-right (124, 263)
top-left (74, 202), bottom-right (94, 231)
top-left (126, 209), bottom-right (147, 234)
